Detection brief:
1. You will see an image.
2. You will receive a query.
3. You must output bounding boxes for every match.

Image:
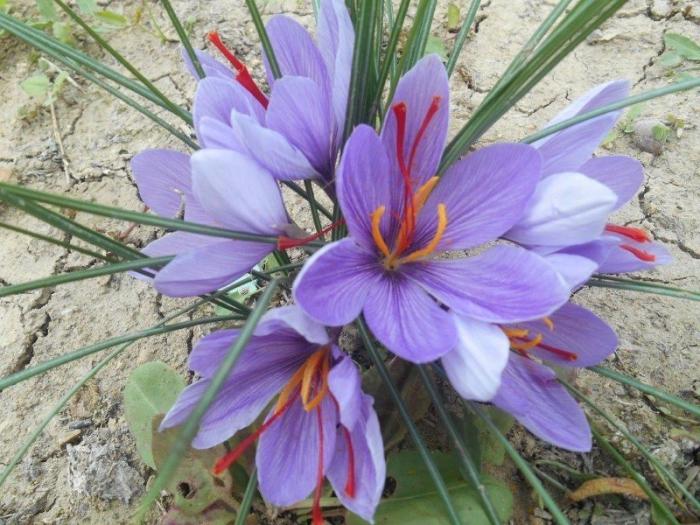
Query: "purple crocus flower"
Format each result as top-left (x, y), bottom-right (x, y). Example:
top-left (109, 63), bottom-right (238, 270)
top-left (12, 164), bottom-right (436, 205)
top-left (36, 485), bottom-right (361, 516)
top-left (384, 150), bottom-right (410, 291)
top-left (161, 306), bottom-right (385, 523)
top-left (294, 55), bottom-right (570, 366)
top-left (487, 302), bottom-right (618, 451)
top-left (505, 81), bottom-right (670, 287)
top-left (133, 148), bottom-right (292, 296)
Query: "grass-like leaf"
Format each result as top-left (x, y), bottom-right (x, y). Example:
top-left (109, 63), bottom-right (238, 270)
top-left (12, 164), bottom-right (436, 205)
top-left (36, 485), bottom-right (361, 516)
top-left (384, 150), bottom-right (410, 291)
top-left (445, 0), bottom-right (481, 78)
top-left (160, 0), bottom-right (205, 79)
top-left (589, 366), bottom-right (700, 418)
top-left (397, 0), bottom-right (437, 78)
top-left (135, 279), bottom-right (281, 518)
top-left (417, 365), bottom-right (501, 525)
top-left (234, 468), bottom-right (258, 525)
top-left (467, 402), bottom-right (571, 525)
top-left (0, 221), bottom-right (108, 261)
top-left (244, 0), bottom-right (281, 79)
top-left (372, 0), bottom-right (409, 118)
top-left (587, 276), bottom-right (700, 301)
top-left (356, 318), bottom-right (462, 525)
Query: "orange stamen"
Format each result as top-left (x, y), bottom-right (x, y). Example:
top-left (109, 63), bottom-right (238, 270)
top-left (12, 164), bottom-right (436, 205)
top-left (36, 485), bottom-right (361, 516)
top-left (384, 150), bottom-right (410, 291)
top-left (370, 206), bottom-right (391, 258)
top-left (510, 334), bottom-right (543, 352)
top-left (620, 244), bottom-right (656, 262)
top-left (398, 204), bottom-right (447, 264)
top-left (301, 349), bottom-right (330, 411)
top-left (543, 317), bottom-right (554, 331)
top-left (605, 224), bottom-right (651, 243)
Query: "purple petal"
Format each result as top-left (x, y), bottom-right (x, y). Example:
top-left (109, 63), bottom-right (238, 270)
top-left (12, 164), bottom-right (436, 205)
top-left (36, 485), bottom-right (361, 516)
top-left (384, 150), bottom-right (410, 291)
top-left (406, 245), bottom-right (569, 323)
top-left (254, 305), bottom-right (330, 346)
top-left (142, 231), bottom-right (215, 257)
top-left (294, 239), bottom-right (382, 326)
top-left (230, 111), bottom-right (319, 180)
top-left (381, 55), bottom-right (449, 188)
top-left (511, 302), bottom-right (618, 367)
top-left (578, 156), bottom-right (643, 210)
top-left (506, 172), bottom-right (618, 247)
top-left (597, 236), bottom-right (672, 274)
top-left (191, 149), bottom-right (288, 235)
top-left (264, 15), bottom-right (330, 97)
top-left (327, 396), bottom-right (385, 522)
top-left (266, 76), bottom-right (333, 175)
top-left (442, 315), bottom-right (509, 401)
top-left (328, 353), bottom-right (363, 429)
top-left (317, 0), bottom-right (354, 136)
top-left (154, 239), bottom-right (272, 297)
top-left (415, 143), bottom-right (541, 251)
top-left (493, 354), bottom-right (592, 452)
top-left (542, 252), bottom-right (599, 290)
top-left (337, 125), bottom-right (402, 249)
top-left (363, 272), bottom-right (456, 363)
top-left (257, 396), bottom-right (337, 506)
top-left (535, 80), bottom-right (629, 176)
top-left (198, 116), bottom-right (242, 151)
top-left (131, 150), bottom-right (192, 218)
top-left (181, 48), bottom-right (232, 80)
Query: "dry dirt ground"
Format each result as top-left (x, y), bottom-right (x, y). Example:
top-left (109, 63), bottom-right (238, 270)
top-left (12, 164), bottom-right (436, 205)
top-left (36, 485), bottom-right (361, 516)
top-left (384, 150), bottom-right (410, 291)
top-left (0, 0), bottom-right (698, 523)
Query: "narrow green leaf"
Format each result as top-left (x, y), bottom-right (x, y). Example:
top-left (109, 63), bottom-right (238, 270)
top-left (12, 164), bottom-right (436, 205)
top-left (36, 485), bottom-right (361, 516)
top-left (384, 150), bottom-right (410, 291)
top-left (234, 469), bottom-right (258, 525)
top-left (160, 0), bottom-right (205, 79)
top-left (586, 276), bottom-right (700, 302)
top-left (372, 0), bottom-right (409, 118)
top-left (397, 0), bottom-right (437, 75)
top-left (244, 0), bottom-right (281, 79)
top-left (0, 221), bottom-right (108, 260)
top-left (136, 279), bottom-right (281, 517)
top-left (446, 0), bottom-right (480, 78)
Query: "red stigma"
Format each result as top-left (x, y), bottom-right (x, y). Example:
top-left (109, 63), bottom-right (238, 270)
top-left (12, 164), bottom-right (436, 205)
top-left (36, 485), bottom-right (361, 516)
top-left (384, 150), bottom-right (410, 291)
top-left (605, 224), bottom-right (651, 243)
top-left (535, 342), bottom-right (578, 362)
top-left (277, 219), bottom-right (345, 250)
top-left (620, 244), bottom-right (656, 262)
top-left (342, 428), bottom-right (357, 498)
top-left (207, 31), bottom-right (269, 108)
top-left (312, 406), bottom-right (325, 525)
top-left (213, 393), bottom-right (296, 475)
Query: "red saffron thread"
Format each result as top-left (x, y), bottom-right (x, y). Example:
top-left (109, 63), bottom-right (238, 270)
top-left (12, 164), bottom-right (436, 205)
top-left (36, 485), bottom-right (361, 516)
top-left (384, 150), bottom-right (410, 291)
top-left (620, 244), bottom-right (656, 262)
top-left (605, 224), bottom-right (650, 243)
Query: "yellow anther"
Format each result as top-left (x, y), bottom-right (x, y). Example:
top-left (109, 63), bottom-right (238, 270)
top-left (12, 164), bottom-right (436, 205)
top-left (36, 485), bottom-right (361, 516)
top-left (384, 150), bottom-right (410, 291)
top-left (503, 328), bottom-right (529, 339)
top-left (275, 366), bottom-right (304, 412)
top-left (301, 348), bottom-right (326, 406)
top-left (370, 206), bottom-right (391, 258)
top-left (510, 333), bottom-right (543, 352)
top-left (302, 356), bottom-right (329, 411)
top-left (414, 176), bottom-right (439, 211)
top-left (543, 317), bottom-right (554, 331)
top-left (399, 203), bottom-right (447, 264)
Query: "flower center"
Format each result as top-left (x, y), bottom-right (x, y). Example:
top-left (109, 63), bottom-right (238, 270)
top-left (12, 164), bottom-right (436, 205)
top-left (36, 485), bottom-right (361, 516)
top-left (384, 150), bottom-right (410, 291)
top-left (208, 31), bottom-right (269, 108)
top-left (370, 97), bottom-right (448, 270)
top-left (605, 223), bottom-right (656, 263)
top-left (503, 317), bottom-right (579, 362)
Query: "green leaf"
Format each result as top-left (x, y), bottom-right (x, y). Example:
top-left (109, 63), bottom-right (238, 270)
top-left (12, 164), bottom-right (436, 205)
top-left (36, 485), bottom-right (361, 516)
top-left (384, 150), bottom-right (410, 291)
top-left (664, 32), bottom-right (700, 61)
top-left (652, 123), bottom-right (671, 142)
top-left (462, 405), bottom-right (514, 469)
top-left (52, 21), bottom-right (73, 44)
top-left (35, 0), bottom-right (57, 20)
top-left (123, 362), bottom-right (185, 468)
top-left (347, 451), bottom-right (513, 525)
top-left (659, 51), bottom-right (683, 68)
top-left (425, 35), bottom-right (448, 61)
top-left (76, 0), bottom-right (97, 14)
top-left (20, 73), bottom-right (50, 98)
top-left (447, 3), bottom-right (460, 32)
top-left (93, 9), bottom-right (128, 27)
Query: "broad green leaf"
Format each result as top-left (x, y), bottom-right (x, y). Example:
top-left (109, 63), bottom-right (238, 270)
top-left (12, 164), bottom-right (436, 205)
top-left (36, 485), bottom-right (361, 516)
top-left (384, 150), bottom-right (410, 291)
top-left (52, 21), bottom-right (73, 44)
top-left (447, 3), bottom-right (460, 32)
top-left (94, 9), bottom-right (128, 27)
top-left (425, 34), bottom-right (448, 61)
top-left (659, 51), bottom-right (682, 68)
top-left (35, 0), bottom-right (57, 20)
top-left (76, 0), bottom-right (97, 14)
top-left (20, 73), bottom-right (50, 98)
top-left (347, 451), bottom-right (513, 525)
top-left (461, 405), bottom-right (514, 469)
top-left (123, 361), bottom-right (185, 468)
top-left (664, 32), bottom-right (700, 61)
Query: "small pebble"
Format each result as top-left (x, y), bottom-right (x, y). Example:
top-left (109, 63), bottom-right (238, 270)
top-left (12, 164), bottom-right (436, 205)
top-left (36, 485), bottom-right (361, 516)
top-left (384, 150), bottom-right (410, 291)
top-left (58, 430), bottom-right (82, 447)
top-left (68, 419), bottom-right (92, 430)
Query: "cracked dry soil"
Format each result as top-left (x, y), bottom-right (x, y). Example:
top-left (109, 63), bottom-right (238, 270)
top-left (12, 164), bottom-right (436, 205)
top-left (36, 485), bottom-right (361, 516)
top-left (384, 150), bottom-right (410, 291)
top-left (0, 0), bottom-right (698, 523)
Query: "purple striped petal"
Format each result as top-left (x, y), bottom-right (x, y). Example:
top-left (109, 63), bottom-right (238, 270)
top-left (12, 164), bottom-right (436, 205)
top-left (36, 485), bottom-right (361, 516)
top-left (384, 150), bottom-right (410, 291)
top-left (441, 315), bottom-right (509, 401)
top-left (381, 55), bottom-right (449, 188)
top-left (406, 245), bottom-right (569, 323)
top-left (542, 252), bottom-right (599, 290)
top-left (257, 396), bottom-right (337, 506)
top-left (181, 48), bottom-right (232, 80)
top-left (153, 239), bottom-right (272, 297)
top-left (294, 239), bottom-right (382, 326)
top-left (598, 236), bottom-right (672, 274)
top-left (328, 353), bottom-right (363, 430)
top-left (266, 76), bottom-right (333, 176)
top-left (131, 150), bottom-right (192, 218)
top-left (578, 156), bottom-right (643, 210)
top-left (493, 354), bottom-right (592, 452)
top-left (415, 143), bottom-right (541, 251)
top-left (254, 305), bottom-right (330, 346)
top-left (364, 272), bottom-right (456, 363)
top-left (191, 149), bottom-right (288, 235)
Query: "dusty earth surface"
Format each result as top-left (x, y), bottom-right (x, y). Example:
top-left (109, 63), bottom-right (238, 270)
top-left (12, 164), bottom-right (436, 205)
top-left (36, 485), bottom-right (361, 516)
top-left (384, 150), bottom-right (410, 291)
top-left (0, 0), bottom-right (698, 523)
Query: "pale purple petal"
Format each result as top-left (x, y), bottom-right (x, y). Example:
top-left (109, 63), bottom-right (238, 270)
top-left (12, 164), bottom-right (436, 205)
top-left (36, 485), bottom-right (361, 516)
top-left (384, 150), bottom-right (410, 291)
top-left (264, 15), bottom-right (330, 97)
top-left (328, 353), bottom-right (363, 429)
top-left (266, 76), bottom-right (333, 175)
top-left (257, 395), bottom-right (337, 506)
top-left (230, 111), bottom-right (320, 180)
top-left (406, 245), bottom-right (569, 323)
top-left (191, 149), bottom-right (288, 235)
top-left (442, 315), bottom-right (509, 401)
top-left (142, 231), bottom-right (215, 257)
top-left (578, 156), bottom-right (643, 210)
top-left (154, 239), bottom-right (272, 297)
top-left (535, 80), bottom-right (629, 176)
top-left (337, 125), bottom-right (402, 249)
top-left (493, 354), bottom-right (592, 452)
top-left (363, 272), bottom-right (456, 363)
top-left (506, 172), bottom-right (618, 247)
top-left (381, 55), bottom-right (449, 187)
top-left (197, 116), bottom-right (242, 151)
top-left (254, 305), bottom-right (330, 346)
top-left (510, 302), bottom-right (618, 367)
top-left (131, 150), bottom-right (192, 218)
top-left (327, 397), bottom-right (385, 522)
top-left (415, 143), bottom-right (541, 251)
top-left (598, 236), bottom-right (672, 274)
top-left (317, 0), bottom-right (354, 135)
top-left (294, 239), bottom-right (382, 326)
top-left (181, 48), bottom-right (232, 80)
top-left (542, 252), bottom-right (598, 290)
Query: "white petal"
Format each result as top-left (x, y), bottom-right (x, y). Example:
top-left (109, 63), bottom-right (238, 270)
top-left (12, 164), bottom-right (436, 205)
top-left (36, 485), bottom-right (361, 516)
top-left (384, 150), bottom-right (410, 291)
top-left (441, 315), bottom-right (509, 401)
top-left (506, 172), bottom-right (617, 247)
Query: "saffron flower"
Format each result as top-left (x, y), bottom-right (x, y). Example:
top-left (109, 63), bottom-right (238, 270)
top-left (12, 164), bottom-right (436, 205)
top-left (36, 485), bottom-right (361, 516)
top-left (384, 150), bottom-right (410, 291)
top-left (505, 80), bottom-right (670, 287)
top-left (134, 149), bottom-right (292, 296)
top-left (184, 0), bottom-right (354, 186)
top-left (161, 306), bottom-right (385, 523)
top-left (294, 55), bottom-right (569, 366)
top-left (490, 302), bottom-right (618, 451)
